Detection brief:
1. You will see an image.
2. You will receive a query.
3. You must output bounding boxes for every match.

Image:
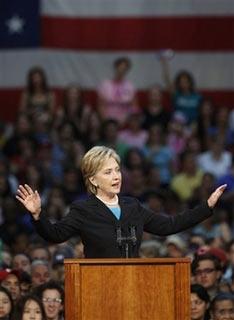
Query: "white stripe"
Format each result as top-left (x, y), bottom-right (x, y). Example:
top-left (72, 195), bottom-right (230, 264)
top-left (42, 0), bottom-right (234, 17)
top-left (1, 50), bottom-right (234, 89)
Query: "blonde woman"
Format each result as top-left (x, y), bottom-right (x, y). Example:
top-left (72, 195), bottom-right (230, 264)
top-left (16, 146), bottom-right (226, 258)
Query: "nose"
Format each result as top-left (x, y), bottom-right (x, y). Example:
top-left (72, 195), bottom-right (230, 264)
top-left (115, 169), bottom-right (121, 178)
top-left (191, 302), bottom-right (197, 310)
top-left (200, 273), bottom-right (207, 280)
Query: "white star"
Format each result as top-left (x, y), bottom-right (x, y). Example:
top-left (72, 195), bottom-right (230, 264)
top-left (6, 15), bottom-right (25, 34)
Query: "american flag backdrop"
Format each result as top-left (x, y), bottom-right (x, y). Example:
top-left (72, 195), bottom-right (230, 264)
top-left (0, 0), bottom-right (234, 121)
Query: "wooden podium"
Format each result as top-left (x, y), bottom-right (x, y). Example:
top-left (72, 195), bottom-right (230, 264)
top-left (64, 258), bottom-right (191, 320)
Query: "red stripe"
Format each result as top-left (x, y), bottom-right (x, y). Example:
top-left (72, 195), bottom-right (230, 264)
top-left (1, 89), bottom-right (234, 122)
top-left (42, 16), bottom-right (234, 51)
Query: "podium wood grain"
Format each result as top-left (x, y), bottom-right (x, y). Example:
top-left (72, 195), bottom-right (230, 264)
top-left (64, 258), bottom-right (191, 320)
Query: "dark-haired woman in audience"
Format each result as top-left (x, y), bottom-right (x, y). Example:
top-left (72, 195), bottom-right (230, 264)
top-left (142, 85), bottom-right (170, 130)
top-left (191, 284), bottom-right (210, 320)
top-left (53, 84), bottom-right (92, 142)
top-left (160, 55), bottom-right (202, 125)
top-left (0, 286), bottom-right (14, 320)
top-left (13, 294), bottom-right (46, 320)
top-left (195, 98), bottom-right (215, 151)
top-left (19, 66), bottom-right (55, 122)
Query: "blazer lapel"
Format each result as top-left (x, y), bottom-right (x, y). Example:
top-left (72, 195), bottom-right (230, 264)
top-left (119, 196), bottom-right (134, 222)
top-left (88, 194), bottom-right (118, 223)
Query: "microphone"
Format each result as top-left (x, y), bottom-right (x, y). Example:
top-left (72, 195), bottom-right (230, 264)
top-left (116, 225), bottom-right (122, 247)
top-left (130, 226), bottom-right (137, 246)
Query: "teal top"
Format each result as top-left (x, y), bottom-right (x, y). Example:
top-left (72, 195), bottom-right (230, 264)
top-left (108, 206), bottom-right (121, 220)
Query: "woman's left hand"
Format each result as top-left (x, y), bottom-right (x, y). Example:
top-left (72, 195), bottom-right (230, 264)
top-left (207, 184), bottom-right (227, 208)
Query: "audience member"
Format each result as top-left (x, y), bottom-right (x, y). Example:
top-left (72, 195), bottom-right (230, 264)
top-left (29, 246), bottom-right (51, 264)
top-left (97, 57), bottom-right (138, 125)
top-left (210, 292), bottom-right (234, 320)
top-left (171, 152), bottom-right (203, 202)
top-left (53, 84), bottom-right (92, 142)
top-left (31, 260), bottom-right (50, 288)
top-left (12, 254), bottom-right (31, 275)
top-left (118, 112), bottom-right (148, 148)
top-left (142, 85), bottom-right (170, 130)
top-left (198, 137), bottom-right (232, 179)
top-left (0, 270), bottom-right (21, 305)
top-left (14, 294), bottom-right (46, 320)
top-left (191, 284), bottom-right (210, 320)
top-left (36, 280), bottom-right (64, 320)
top-left (99, 119), bottom-right (129, 160)
top-left (0, 286), bottom-right (14, 320)
top-left (161, 56), bottom-right (202, 124)
top-left (143, 124), bottom-right (174, 186)
top-left (165, 235), bottom-right (187, 258)
top-left (192, 254), bottom-right (223, 299)
top-left (19, 66), bottom-right (55, 123)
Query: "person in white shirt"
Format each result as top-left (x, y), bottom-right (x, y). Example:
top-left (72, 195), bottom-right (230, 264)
top-left (197, 138), bottom-right (232, 179)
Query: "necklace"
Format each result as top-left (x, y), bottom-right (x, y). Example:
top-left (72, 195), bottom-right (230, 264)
top-left (96, 195), bottom-right (119, 206)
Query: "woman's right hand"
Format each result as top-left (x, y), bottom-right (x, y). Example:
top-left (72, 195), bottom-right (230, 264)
top-left (16, 184), bottom-right (41, 220)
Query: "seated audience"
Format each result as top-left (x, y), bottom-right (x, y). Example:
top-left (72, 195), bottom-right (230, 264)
top-left (0, 270), bottom-right (21, 304)
top-left (14, 294), bottom-right (46, 320)
top-left (210, 292), bottom-right (234, 320)
top-left (36, 280), bottom-right (64, 320)
top-left (31, 260), bottom-right (51, 288)
top-left (0, 286), bottom-right (14, 320)
top-left (191, 284), bottom-right (210, 320)
top-left (12, 254), bottom-right (31, 275)
top-left (192, 254), bottom-right (223, 299)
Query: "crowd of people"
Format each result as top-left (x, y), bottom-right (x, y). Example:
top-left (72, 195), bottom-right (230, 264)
top-left (0, 56), bottom-right (234, 319)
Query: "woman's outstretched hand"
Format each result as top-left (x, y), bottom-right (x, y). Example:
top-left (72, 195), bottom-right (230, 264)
top-left (16, 184), bottom-right (41, 220)
top-left (207, 184), bottom-right (227, 208)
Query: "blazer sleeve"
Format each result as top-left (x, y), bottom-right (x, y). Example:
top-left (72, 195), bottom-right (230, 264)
top-left (32, 203), bottom-right (83, 243)
top-left (141, 201), bottom-right (213, 236)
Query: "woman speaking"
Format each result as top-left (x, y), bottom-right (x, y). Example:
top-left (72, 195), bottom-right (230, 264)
top-left (16, 146), bottom-right (226, 258)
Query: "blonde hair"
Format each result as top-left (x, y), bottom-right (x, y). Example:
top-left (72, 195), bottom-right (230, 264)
top-left (81, 146), bottom-right (120, 194)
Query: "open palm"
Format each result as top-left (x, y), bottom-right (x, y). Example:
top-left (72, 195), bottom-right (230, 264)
top-left (16, 184), bottom-right (41, 219)
top-left (207, 184), bottom-right (227, 208)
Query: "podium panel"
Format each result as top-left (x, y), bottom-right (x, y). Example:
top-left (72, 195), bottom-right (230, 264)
top-left (64, 258), bottom-right (191, 320)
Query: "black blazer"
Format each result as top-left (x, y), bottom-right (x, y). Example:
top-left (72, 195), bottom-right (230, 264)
top-left (34, 194), bottom-right (212, 258)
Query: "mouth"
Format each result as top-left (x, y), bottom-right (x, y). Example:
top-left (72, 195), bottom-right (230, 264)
top-left (112, 183), bottom-right (120, 188)
top-left (48, 309), bottom-right (55, 313)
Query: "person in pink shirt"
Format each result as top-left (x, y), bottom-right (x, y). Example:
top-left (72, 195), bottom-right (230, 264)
top-left (97, 57), bottom-right (138, 125)
top-left (118, 112), bottom-right (148, 149)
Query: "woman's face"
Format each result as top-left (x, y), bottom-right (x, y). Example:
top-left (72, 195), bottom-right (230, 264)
top-left (67, 86), bottom-right (80, 100)
top-left (12, 254), bottom-right (31, 274)
top-left (114, 62), bottom-right (129, 79)
top-left (148, 125), bottom-right (162, 145)
top-left (201, 101), bottom-right (212, 116)
top-left (179, 75), bottom-right (191, 92)
top-left (66, 86), bottom-right (81, 109)
top-left (22, 300), bottom-right (43, 320)
top-left (0, 291), bottom-right (11, 318)
top-left (191, 293), bottom-right (207, 320)
top-left (149, 87), bottom-right (162, 104)
top-left (128, 151), bottom-right (143, 167)
top-left (91, 157), bottom-right (122, 198)
top-left (31, 72), bottom-right (43, 87)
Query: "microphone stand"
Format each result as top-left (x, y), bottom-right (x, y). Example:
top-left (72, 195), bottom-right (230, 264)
top-left (116, 226), bottom-right (137, 258)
